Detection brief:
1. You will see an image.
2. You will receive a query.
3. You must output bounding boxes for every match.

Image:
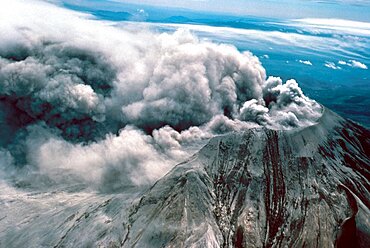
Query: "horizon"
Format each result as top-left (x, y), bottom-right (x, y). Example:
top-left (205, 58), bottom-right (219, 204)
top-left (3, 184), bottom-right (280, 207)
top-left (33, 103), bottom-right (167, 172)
top-left (57, 0), bottom-right (370, 22)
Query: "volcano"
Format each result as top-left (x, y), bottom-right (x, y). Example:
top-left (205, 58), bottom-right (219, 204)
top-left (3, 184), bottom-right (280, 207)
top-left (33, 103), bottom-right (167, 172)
top-left (1, 1), bottom-right (370, 247)
top-left (1, 107), bottom-right (369, 248)
top-left (121, 107), bottom-right (370, 248)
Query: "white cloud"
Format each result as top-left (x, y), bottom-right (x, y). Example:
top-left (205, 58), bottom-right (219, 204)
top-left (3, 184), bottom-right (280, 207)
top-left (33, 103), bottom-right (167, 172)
top-left (0, 0), bottom-right (322, 190)
top-left (324, 61), bottom-right (341, 70)
top-left (145, 22), bottom-right (332, 48)
top-left (141, 21), bottom-right (368, 61)
top-left (299, 60), bottom-right (313, 66)
top-left (291, 18), bottom-right (370, 36)
top-left (349, 59), bottom-right (368, 69)
top-left (337, 59), bottom-right (367, 69)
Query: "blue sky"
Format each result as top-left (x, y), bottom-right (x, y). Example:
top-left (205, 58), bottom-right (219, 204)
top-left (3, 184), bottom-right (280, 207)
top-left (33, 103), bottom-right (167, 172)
top-left (100, 0), bottom-right (370, 21)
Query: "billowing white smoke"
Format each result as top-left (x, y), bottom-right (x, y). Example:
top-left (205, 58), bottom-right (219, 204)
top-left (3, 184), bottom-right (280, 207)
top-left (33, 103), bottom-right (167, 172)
top-left (0, 0), bottom-right (322, 191)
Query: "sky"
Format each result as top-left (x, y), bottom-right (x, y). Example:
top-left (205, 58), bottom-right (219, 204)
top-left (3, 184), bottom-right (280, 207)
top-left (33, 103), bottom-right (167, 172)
top-left (102, 0), bottom-right (370, 21)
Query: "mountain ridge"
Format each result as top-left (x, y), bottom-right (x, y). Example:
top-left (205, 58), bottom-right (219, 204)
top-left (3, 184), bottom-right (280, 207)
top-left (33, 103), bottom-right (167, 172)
top-left (122, 107), bottom-right (370, 247)
top-left (0, 107), bottom-right (369, 247)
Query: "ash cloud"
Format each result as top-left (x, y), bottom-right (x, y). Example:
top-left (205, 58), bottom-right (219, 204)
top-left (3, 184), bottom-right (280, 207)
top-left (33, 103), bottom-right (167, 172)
top-left (0, 0), bottom-right (322, 191)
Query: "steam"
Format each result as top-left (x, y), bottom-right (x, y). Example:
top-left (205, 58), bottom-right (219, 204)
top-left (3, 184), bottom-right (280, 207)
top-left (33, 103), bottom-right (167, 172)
top-left (0, 0), bottom-right (322, 191)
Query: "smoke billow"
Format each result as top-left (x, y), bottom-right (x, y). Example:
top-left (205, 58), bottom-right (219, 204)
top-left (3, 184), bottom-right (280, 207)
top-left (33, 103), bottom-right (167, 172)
top-left (0, 0), bottom-right (322, 191)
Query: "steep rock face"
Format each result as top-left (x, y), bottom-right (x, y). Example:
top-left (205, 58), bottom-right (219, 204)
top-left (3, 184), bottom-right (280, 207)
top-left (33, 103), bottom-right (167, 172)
top-left (123, 108), bottom-right (370, 248)
top-left (0, 107), bottom-right (369, 247)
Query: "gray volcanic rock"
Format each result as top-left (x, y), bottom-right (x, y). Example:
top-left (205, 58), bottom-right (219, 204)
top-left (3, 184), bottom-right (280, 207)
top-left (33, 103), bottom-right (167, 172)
top-left (122, 108), bottom-right (370, 248)
top-left (0, 107), bottom-right (369, 247)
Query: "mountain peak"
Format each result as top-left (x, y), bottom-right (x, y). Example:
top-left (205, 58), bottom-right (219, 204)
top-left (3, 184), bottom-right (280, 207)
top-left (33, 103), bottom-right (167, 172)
top-left (123, 107), bottom-right (370, 247)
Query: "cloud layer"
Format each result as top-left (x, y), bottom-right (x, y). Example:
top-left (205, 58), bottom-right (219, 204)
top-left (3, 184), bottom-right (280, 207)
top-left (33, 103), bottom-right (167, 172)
top-left (0, 0), bottom-right (322, 191)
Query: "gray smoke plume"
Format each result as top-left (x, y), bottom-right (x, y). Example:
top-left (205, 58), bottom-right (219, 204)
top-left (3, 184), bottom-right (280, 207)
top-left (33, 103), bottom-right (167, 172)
top-left (0, 0), bottom-right (322, 191)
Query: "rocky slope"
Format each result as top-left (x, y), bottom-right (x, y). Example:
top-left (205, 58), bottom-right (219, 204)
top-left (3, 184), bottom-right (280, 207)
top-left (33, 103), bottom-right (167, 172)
top-left (0, 107), bottom-right (369, 247)
top-left (123, 108), bottom-right (370, 248)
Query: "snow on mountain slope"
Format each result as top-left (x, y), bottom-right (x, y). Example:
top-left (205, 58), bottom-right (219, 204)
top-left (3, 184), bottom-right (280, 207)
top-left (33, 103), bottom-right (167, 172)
top-left (122, 107), bottom-right (370, 248)
top-left (0, 107), bottom-right (369, 248)
top-left (0, 184), bottom-right (144, 247)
